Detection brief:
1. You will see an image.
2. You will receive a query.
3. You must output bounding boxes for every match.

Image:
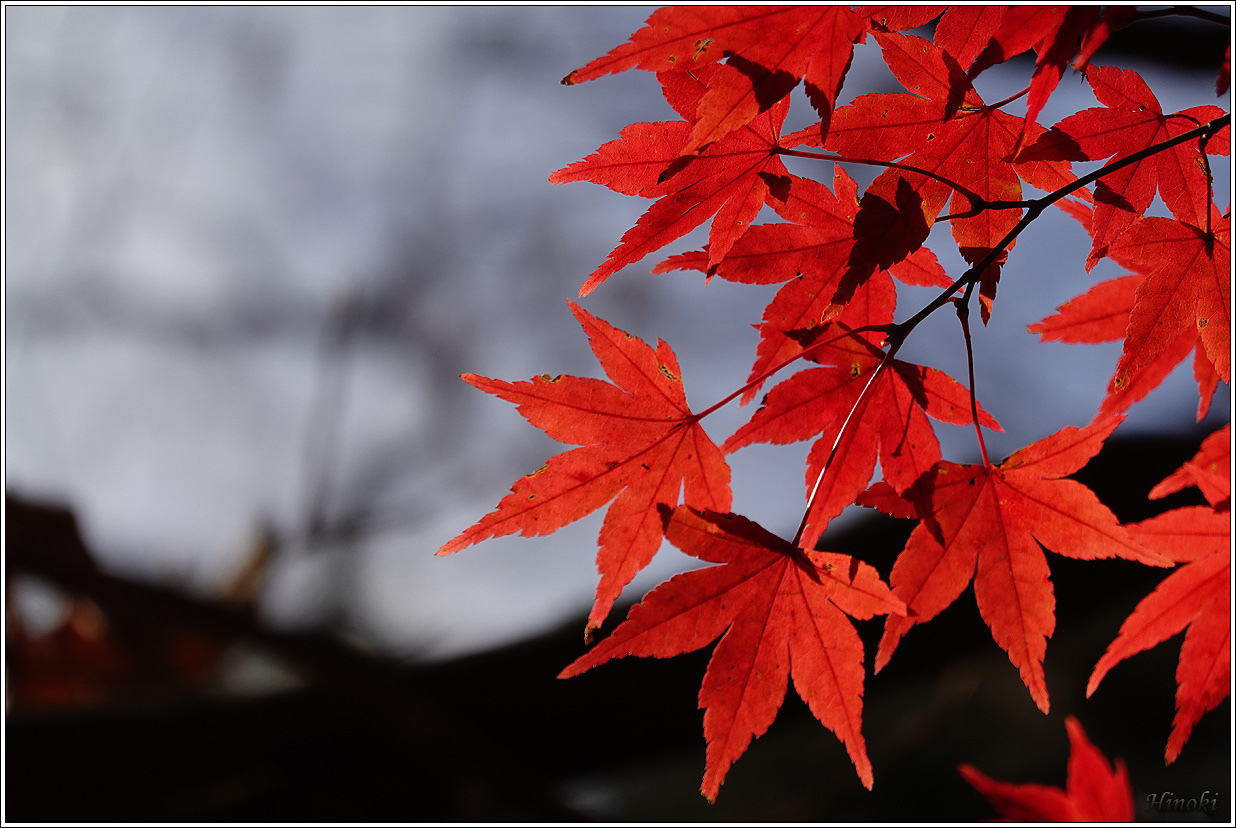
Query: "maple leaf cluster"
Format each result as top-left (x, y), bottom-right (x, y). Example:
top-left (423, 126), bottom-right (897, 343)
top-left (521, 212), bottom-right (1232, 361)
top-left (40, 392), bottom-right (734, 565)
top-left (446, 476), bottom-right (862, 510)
top-left (440, 5), bottom-right (1231, 804)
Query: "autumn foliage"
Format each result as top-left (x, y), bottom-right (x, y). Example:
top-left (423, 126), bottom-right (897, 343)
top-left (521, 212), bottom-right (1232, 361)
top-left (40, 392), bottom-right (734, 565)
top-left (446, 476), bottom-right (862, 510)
top-left (440, 5), bottom-right (1231, 806)
top-left (961, 716), bottom-right (1135, 821)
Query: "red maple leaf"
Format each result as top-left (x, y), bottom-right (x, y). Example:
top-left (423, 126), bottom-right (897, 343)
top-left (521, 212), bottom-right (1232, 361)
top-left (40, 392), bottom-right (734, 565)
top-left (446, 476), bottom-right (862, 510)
top-left (806, 32), bottom-right (1075, 310)
top-left (1149, 423), bottom-right (1230, 507)
top-left (551, 65), bottom-right (793, 296)
top-left (1028, 272), bottom-right (1142, 345)
top-left (653, 168), bottom-right (950, 399)
top-left (929, 5), bottom-right (1009, 71)
top-left (1019, 64), bottom-right (1229, 268)
top-left (1219, 44), bottom-right (1231, 96)
top-left (1029, 272), bottom-right (1221, 420)
top-left (935, 6), bottom-right (1133, 151)
top-left (857, 6), bottom-right (946, 33)
top-left (437, 302), bottom-right (731, 634)
top-left (1026, 203), bottom-right (1223, 419)
top-left (863, 416), bottom-right (1171, 712)
top-left (1107, 210), bottom-right (1231, 394)
top-left (725, 326), bottom-right (999, 552)
top-left (1088, 428), bottom-right (1231, 762)
top-left (960, 716), bottom-right (1134, 821)
top-left (560, 506), bottom-right (904, 800)
top-left (561, 6), bottom-right (945, 152)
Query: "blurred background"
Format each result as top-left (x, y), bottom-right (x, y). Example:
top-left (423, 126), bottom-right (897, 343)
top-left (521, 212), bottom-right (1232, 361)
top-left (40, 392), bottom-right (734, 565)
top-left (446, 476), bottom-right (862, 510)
top-left (5, 5), bottom-right (1230, 821)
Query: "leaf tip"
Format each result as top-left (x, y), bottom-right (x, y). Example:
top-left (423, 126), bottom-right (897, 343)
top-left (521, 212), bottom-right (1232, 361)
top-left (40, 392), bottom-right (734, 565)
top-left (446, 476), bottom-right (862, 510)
top-left (435, 534), bottom-right (466, 557)
top-left (1034, 693), bottom-right (1051, 715)
top-left (1085, 668), bottom-right (1104, 699)
top-left (578, 273), bottom-right (606, 297)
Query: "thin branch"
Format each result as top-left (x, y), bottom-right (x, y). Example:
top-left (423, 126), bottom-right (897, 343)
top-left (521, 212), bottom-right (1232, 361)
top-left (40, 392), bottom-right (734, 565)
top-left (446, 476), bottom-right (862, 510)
top-left (888, 113), bottom-right (1230, 344)
top-left (1133, 6), bottom-right (1231, 26)
top-left (955, 290), bottom-right (992, 468)
top-left (776, 147), bottom-right (1007, 211)
top-left (1047, 114), bottom-right (1229, 206)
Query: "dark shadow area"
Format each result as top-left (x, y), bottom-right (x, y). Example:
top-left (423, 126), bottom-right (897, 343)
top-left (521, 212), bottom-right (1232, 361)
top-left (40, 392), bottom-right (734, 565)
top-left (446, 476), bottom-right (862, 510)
top-left (7, 431), bottom-right (1229, 822)
top-left (836, 174), bottom-right (934, 305)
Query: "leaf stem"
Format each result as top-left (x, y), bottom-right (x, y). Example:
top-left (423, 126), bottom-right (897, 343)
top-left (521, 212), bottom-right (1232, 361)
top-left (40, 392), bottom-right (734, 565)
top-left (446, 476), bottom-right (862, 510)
top-left (690, 322), bottom-right (893, 422)
top-left (955, 288), bottom-right (992, 468)
top-left (989, 85), bottom-right (1031, 110)
top-left (1198, 127), bottom-right (1216, 245)
top-left (791, 346), bottom-right (898, 550)
top-left (776, 147), bottom-right (997, 210)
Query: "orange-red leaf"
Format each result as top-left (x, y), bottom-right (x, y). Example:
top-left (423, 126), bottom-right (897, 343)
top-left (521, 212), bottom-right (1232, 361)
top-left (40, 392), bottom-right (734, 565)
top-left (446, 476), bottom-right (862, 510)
top-left (1089, 506), bottom-right (1231, 762)
top-left (1020, 65), bottom-right (1229, 268)
top-left (1219, 44), bottom-right (1231, 96)
top-left (564, 6), bottom-right (882, 151)
top-left (552, 66), bottom-right (793, 296)
top-left (653, 169), bottom-right (949, 400)
top-left (870, 417), bottom-right (1170, 712)
top-left (856, 5), bottom-right (945, 33)
top-left (932, 6), bottom-right (1010, 72)
top-left (560, 506), bottom-right (904, 800)
top-left (937, 6), bottom-right (1122, 152)
top-left (815, 32), bottom-right (1074, 307)
top-left (437, 303), bottom-right (731, 633)
top-left (726, 330), bottom-right (1000, 551)
top-left (1089, 431), bottom-right (1231, 763)
top-left (684, 8), bottom-right (865, 153)
top-left (1028, 273), bottom-right (1141, 344)
top-left (1150, 424), bottom-right (1230, 507)
top-left (960, 716), bottom-right (1134, 821)
top-left (1107, 212), bottom-right (1231, 393)
top-left (1027, 270), bottom-right (1220, 419)
top-left (1027, 196), bottom-right (1227, 418)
